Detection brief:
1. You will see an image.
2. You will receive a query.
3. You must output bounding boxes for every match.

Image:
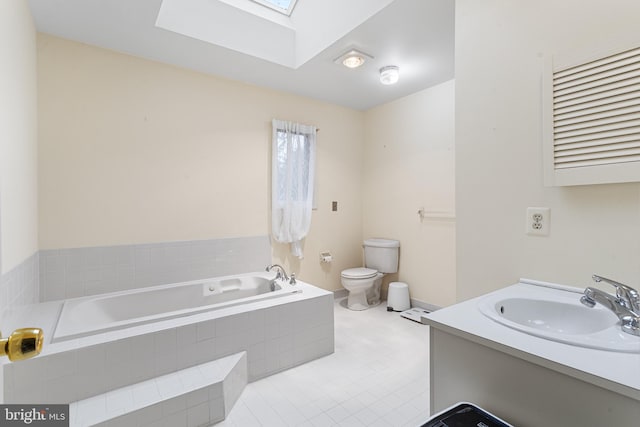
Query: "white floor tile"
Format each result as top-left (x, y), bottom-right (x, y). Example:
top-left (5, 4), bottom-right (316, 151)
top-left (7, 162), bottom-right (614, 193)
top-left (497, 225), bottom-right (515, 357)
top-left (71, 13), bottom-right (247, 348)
top-left (368, 418), bottom-right (395, 427)
top-left (309, 411), bottom-right (337, 426)
top-left (224, 401), bottom-right (261, 427)
top-left (354, 407), bottom-right (380, 425)
top-left (338, 396), bottom-right (367, 416)
top-left (296, 401), bottom-right (325, 420)
top-left (404, 410), bottom-right (431, 427)
top-left (219, 297), bottom-right (430, 426)
top-left (326, 403), bottom-right (351, 423)
top-left (354, 390), bottom-right (379, 407)
top-left (312, 395), bottom-right (341, 413)
top-left (336, 415), bottom-right (367, 427)
top-left (244, 395), bottom-right (285, 425)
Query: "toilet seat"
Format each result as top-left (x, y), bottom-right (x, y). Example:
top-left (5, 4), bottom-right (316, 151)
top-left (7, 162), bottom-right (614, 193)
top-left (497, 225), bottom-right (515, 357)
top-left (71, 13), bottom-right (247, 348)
top-left (341, 267), bottom-right (377, 279)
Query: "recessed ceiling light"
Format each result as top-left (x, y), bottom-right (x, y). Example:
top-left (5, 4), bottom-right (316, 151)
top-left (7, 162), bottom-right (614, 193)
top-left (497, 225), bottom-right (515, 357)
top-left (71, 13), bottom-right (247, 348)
top-left (380, 66), bottom-right (400, 85)
top-left (334, 49), bottom-right (374, 69)
top-left (343, 54), bottom-right (365, 68)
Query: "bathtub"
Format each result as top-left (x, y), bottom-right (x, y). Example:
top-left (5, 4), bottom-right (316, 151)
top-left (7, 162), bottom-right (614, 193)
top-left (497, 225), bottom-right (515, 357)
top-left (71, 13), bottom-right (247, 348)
top-left (5, 272), bottom-right (334, 407)
top-left (52, 272), bottom-right (301, 342)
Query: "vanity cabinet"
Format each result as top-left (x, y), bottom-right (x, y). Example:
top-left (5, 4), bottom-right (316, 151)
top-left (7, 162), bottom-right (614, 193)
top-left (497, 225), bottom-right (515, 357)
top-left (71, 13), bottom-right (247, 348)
top-left (430, 328), bottom-right (639, 426)
top-left (425, 280), bottom-right (640, 426)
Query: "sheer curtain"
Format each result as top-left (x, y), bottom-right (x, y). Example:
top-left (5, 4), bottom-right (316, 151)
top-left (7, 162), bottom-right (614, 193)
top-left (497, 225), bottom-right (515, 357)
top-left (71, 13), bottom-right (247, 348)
top-left (271, 119), bottom-right (316, 258)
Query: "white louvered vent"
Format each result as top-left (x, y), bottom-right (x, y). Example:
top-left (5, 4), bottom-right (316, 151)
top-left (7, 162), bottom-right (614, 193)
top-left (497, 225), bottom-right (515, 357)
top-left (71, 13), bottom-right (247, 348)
top-left (553, 46), bottom-right (640, 169)
top-left (543, 43), bottom-right (640, 185)
top-left (544, 43), bottom-right (640, 186)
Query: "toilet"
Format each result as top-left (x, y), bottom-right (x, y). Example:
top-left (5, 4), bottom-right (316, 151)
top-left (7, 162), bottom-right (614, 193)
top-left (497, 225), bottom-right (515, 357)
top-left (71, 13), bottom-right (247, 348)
top-left (341, 238), bottom-right (400, 310)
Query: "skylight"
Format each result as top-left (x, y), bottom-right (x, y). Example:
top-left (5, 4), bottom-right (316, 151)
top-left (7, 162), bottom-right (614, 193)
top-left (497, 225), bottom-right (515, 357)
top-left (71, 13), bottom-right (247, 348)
top-left (251, 0), bottom-right (298, 16)
top-left (156, 0), bottom-right (396, 69)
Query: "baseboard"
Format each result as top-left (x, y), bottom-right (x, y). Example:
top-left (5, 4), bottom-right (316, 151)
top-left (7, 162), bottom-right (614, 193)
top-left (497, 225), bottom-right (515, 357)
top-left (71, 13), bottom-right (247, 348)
top-left (332, 288), bottom-right (441, 312)
top-left (333, 288), bottom-right (348, 299)
top-left (410, 298), bottom-right (441, 312)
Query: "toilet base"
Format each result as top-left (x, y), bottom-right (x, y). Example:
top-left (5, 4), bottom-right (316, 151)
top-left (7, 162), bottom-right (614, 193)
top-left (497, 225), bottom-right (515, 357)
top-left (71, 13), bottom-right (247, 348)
top-left (346, 290), bottom-right (368, 310)
top-left (341, 273), bottom-right (384, 311)
top-left (346, 290), bottom-right (381, 311)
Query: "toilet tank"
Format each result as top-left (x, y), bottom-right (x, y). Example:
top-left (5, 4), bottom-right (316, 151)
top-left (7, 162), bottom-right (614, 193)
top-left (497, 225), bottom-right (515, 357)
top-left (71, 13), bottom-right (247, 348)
top-left (363, 238), bottom-right (400, 273)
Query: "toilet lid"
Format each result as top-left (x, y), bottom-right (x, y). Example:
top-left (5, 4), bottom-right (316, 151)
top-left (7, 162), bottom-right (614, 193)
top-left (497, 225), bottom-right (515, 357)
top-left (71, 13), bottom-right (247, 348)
top-left (341, 267), bottom-right (378, 279)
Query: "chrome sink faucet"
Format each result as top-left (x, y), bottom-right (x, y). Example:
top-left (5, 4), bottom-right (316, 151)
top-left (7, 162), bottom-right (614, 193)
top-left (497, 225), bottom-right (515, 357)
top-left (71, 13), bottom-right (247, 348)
top-left (591, 274), bottom-right (640, 312)
top-left (581, 274), bottom-right (640, 336)
top-left (265, 264), bottom-right (296, 284)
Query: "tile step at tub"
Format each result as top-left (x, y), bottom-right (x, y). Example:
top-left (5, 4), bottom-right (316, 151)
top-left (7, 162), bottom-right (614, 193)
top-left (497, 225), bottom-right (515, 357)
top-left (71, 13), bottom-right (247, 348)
top-left (70, 351), bottom-right (247, 427)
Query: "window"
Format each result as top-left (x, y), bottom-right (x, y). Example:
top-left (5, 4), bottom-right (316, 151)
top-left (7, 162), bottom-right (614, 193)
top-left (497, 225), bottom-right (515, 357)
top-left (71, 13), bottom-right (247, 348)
top-left (272, 121), bottom-right (316, 207)
top-left (275, 131), bottom-right (311, 202)
top-left (251, 0), bottom-right (299, 16)
top-left (271, 119), bottom-right (316, 258)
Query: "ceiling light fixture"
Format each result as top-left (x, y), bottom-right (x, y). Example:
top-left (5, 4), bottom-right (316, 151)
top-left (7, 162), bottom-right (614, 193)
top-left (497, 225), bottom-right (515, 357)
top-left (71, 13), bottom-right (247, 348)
top-left (379, 66), bottom-right (400, 85)
top-left (334, 49), bottom-right (373, 69)
top-left (343, 54), bottom-right (365, 68)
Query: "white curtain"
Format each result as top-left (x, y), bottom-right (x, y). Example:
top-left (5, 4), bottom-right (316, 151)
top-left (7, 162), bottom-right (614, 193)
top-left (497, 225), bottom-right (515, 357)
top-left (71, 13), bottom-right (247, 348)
top-left (271, 119), bottom-right (316, 259)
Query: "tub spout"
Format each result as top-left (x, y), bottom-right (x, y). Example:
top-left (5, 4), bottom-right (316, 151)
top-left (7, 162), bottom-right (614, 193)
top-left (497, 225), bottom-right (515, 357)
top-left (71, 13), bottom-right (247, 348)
top-left (266, 264), bottom-right (289, 282)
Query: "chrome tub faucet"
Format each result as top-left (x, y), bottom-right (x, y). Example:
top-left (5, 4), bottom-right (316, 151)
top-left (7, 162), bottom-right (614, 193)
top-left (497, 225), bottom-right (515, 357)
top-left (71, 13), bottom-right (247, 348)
top-left (266, 264), bottom-right (296, 284)
top-left (581, 274), bottom-right (640, 336)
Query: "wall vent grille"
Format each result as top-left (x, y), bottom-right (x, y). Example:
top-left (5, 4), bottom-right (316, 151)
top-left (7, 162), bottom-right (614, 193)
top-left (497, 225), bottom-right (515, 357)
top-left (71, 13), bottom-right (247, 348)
top-left (552, 47), bottom-right (640, 170)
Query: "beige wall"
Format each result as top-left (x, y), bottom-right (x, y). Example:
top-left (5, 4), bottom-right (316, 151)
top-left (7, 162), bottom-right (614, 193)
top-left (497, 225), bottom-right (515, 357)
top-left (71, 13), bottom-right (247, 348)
top-left (37, 34), bottom-right (364, 291)
top-left (0, 0), bottom-right (39, 274)
top-left (364, 81), bottom-right (455, 307)
top-left (456, 0), bottom-right (640, 301)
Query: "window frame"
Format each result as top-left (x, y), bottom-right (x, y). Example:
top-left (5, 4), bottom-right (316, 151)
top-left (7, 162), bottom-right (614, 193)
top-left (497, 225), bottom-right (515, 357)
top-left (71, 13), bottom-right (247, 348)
top-left (250, 0), bottom-right (299, 16)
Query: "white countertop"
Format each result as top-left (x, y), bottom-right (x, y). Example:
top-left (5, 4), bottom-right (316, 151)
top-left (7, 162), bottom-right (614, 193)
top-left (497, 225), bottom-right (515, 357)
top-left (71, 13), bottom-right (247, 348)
top-left (424, 279), bottom-right (640, 400)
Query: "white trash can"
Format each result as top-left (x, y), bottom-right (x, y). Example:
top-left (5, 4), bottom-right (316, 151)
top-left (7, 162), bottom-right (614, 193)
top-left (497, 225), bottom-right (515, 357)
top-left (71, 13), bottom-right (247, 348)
top-left (387, 281), bottom-right (410, 312)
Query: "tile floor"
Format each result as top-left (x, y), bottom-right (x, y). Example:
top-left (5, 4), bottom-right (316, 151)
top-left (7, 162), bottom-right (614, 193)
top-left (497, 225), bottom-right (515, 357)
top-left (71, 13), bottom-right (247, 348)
top-left (216, 297), bottom-right (430, 426)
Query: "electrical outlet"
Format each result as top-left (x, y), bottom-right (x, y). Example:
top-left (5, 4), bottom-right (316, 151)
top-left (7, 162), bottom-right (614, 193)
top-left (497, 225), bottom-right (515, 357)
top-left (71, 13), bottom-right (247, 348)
top-left (526, 207), bottom-right (550, 236)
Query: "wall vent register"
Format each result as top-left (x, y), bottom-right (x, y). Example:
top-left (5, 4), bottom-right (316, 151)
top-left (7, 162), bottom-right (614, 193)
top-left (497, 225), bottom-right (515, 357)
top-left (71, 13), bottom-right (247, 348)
top-left (543, 43), bottom-right (640, 186)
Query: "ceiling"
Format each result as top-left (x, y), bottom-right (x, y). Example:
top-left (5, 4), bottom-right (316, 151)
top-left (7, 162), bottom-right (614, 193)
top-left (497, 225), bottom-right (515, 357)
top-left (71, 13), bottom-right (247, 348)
top-left (27, 0), bottom-right (454, 111)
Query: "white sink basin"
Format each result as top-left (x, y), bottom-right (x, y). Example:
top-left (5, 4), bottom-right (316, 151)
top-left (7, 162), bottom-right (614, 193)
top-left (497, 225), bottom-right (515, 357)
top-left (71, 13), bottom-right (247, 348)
top-left (477, 287), bottom-right (640, 352)
top-left (492, 298), bottom-right (615, 334)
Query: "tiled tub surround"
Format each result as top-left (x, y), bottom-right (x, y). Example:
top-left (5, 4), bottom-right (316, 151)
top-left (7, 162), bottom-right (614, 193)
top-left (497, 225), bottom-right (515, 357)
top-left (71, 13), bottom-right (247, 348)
top-left (0, 252), bottom-right (40, 321)
top-left (39, 235), bottom-right (272, 301)
top-left (2, 278), bottom-right (334, 421)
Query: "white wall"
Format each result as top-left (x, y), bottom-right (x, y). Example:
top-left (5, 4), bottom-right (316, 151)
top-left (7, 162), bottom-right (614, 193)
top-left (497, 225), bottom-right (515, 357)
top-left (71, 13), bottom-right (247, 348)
top-left (456, 0), bottom-right (640, 301)
top-left (0, 0), bottom-right (39, 274)
top-left (37, 34), bottom-right (364, 292)
top-left (364, 81), bottom-right (455, 307)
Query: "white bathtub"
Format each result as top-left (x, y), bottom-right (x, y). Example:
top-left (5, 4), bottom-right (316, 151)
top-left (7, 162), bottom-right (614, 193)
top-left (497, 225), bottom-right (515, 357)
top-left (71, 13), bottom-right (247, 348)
top-left (52, 272), bottom-right (301, 342)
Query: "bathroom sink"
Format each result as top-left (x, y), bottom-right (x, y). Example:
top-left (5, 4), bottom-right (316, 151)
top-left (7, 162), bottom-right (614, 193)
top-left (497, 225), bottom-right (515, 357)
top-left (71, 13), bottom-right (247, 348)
top-left (477, 286), bottom-right (640, 352)
top-left (490, 298), bottom-right (615, 335)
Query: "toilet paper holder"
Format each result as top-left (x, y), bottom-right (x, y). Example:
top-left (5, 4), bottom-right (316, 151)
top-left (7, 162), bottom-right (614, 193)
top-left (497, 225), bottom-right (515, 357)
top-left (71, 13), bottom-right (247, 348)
top-left (320, 252), bottom-right (332, 263)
